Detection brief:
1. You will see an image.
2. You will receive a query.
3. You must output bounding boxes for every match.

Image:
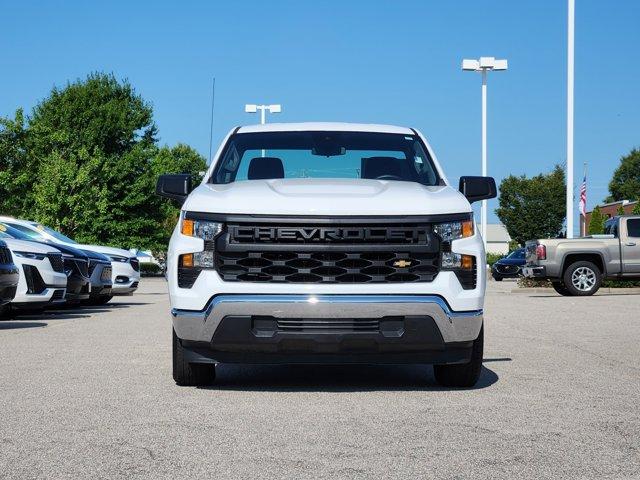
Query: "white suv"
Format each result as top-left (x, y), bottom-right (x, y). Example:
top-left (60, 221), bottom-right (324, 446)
top-left (157, 123), bottom-right (496, 388)
top-left (0, 217), bottom-right (140, 296)
top-left (0, 237), bottom-right (67, 311)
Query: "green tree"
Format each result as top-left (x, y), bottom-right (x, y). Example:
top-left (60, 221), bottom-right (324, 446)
top-left (495, 165), bottom-right (566, 245)
top-left (633, 201), bottom-right (640, 215)
top-left (0, 109), bottom-right (33, 215)
top-left (588, 205), bottom-right (605, 235)
top-left (3, 72), bottom-right (206, 253)
top-left (616, 204), bottom-right (625, 216)
top-left (607, 148), bottom-right (640, 202)
top-left (28, 72), bottom-right (156, 158)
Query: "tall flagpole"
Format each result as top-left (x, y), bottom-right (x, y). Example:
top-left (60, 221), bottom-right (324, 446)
top-left (581, 162), bottom-right (587, 237)
top-left (566, 0), bottom-right (575, 238)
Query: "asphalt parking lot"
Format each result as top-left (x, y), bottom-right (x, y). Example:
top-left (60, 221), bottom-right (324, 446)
top-left (1, 278), bottom-right (639, 479)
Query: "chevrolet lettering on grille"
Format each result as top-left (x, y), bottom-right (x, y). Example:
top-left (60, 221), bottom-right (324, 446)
top-left (230, 226), bottom-right (430, 244)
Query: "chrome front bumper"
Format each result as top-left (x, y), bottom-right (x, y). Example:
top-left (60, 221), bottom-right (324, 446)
top-left (172, 294), bottom-right (483, 344)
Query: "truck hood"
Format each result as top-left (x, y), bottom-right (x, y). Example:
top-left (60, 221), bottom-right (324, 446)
top-left (184, 179), bottom-right (471, 216)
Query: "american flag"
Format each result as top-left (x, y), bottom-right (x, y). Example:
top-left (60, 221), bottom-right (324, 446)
top-left (579, 172), bottom-right (587, 216)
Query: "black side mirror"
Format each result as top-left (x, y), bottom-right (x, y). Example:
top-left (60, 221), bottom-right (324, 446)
top-left (458, 176), bottom-right (497, 203)
top-left (156, 174), bottom-right (193, 204)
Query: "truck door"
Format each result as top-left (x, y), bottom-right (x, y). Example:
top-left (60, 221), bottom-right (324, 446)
top-left (622, 218), bottom-right (640, 274)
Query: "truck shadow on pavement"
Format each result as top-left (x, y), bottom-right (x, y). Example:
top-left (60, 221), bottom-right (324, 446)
top-left (207, 363), bottom-right (499, 392)
top-left (0, 321), bottom-right (48, 330)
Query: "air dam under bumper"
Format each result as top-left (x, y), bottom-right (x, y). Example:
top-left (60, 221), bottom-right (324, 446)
top-left (172, 295), bottom-right (483, 365)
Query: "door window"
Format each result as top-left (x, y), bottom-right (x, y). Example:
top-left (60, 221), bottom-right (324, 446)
top-left (627, 219), bottom-right (640, 238)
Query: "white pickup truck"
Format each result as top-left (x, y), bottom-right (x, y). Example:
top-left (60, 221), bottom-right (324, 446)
top-left (157, 123), bottom-right (496, 388)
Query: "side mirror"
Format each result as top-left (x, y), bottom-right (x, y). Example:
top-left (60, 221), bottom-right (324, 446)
top-left (156, 174), bottom-right (193, 204)
top-left (458, 176), bottom-right (497, 203)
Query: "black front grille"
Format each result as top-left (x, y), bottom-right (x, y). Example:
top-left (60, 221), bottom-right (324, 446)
top-left (88, 260), bottom-right (98, 275)
top-left (64, 258), bottom-right (89, 278)
top-left (0, 246), bottom-right (12, 264)
top-left (77, 259), bottom-right (88, 277)
top-left (214, 221), bottom-right (440, 284)
top-left (216, 250), bottom-right (439, 283)
top-left (47, 253), bottom-right (64, 273)
top-left (495, 264), bottom-right (519, 274)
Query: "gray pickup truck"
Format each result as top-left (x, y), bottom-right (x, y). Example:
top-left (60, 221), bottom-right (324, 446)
top-left (523, 215), bottom-right (640, 296)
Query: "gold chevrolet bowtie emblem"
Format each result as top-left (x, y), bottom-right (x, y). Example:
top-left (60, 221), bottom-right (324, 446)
top-left (393, 260), bottom-right (412, 268)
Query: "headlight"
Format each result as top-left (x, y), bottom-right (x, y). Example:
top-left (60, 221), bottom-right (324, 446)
top-left (181, 218), bottom-right (223, 240)
top-left (179, 216), bottom-right (224, 272)
top-left (441, 252), bottom-right (474, 270)
top-left (13, 251), bottom-right (47, 260)
top-left (434, 216), bottom-right (476, 290)
top-left (433, 217), bottom-right (474, 242)
top-left (109, 255), bottom-right (129, 263)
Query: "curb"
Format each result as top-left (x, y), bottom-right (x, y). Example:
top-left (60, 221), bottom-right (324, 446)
top-left (512, 287), bottom-right (640, 295)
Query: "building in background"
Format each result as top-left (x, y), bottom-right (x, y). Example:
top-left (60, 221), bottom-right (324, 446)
top-left (581, 200), bottom-right (638, 235)
top-left (485, 224), bottom-right (512, 254)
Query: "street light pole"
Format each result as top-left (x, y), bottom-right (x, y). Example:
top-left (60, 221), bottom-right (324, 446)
top-left (566, 0), bottom-right (575, 238)
top-left (245, 104), bottom-right (282, 156)
top-left (481, 69), bottom-right (488, 251)
top-left (462, 57), bottom-right (508, 251)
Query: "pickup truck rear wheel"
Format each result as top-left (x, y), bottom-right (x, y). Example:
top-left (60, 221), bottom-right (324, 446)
top-left (552, 282), bottom-right (572, 296)
top-left (562, 261), bottom-right (601, 296)
top-left (173, 330), bottom-right (216, 386)
top-left (433, 326), bottom-right (483, 388)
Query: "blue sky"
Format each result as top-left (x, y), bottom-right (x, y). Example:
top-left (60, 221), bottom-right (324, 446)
top-left (2, 1), bottom-right (639, 231)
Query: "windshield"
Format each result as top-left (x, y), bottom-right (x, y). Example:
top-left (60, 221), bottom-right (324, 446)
top-left (507, 249), bottom-right (525, 259)
top-left (0, 223), bottom-right (35, 241)
top-left (38, 225), bottom-right (77, 244)
top-left (210, 131), bottom-right (440, 186)
top-left (2, 222), bottom-right (47, 241)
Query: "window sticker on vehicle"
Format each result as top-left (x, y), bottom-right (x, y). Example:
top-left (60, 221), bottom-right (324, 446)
top-left (415, 156), bottom-right (424, 164)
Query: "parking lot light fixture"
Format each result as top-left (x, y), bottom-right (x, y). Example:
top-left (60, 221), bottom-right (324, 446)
top-left (245, 104), bottom-right (282, 156)
top-left (462, 56), bottom-right (508, 251)
top-left (244, 104), bottom-right (282, 125)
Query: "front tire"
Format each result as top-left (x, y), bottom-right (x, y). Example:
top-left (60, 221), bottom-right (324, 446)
top-left (562, 261), bottom-right (601, 296)
top-left (173, 330), bottom-right (216, 386)
top-left (492, 275), bottom-right (503, 282)
top-left (434, 326), bottom-right (483, 388)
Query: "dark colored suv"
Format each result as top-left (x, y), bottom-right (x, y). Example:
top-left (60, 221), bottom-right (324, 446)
top-left (491, 248), bottom-right (526, 281)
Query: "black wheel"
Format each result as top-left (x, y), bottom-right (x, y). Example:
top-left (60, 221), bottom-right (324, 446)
top-left (434, 326), bottom-right (483, 388)
top-left (552, 282), bottom-right (572, 296)
top-left (173, 330), bottom-right (216, 386)
top-left (95, 295), bottom-right (113, 305)
top-left (562, 261), bottom-right (601, 296)
top-left (0, 304), bottom-right (11, 319)
top-left (492, 275), bottom-right (503, 282)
